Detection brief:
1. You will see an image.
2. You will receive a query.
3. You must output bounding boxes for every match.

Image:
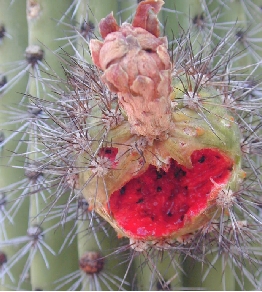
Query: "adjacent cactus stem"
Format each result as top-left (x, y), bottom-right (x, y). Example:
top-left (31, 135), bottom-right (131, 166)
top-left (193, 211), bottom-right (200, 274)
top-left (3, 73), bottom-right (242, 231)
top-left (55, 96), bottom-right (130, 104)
top-left (26, 0), bottom-right (78, 289)
top-left (118, 0), bottom-right (137, 24)
top-left (87, 0), bottom-right (119, 35)
top-left (162, 0), bottom-right (203, 41)
top-left (215, 0), bottom-right (252, 71)
top-left (183, 254), bottom-right (235, 290)
top-left (0, 1), bottom-right (30, 290)
top-left (133, 251), bottom-right (181, 290)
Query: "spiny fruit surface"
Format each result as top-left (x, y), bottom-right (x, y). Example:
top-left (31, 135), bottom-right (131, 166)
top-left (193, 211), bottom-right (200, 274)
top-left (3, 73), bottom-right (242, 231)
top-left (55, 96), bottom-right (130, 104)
top-left (79, 0), bottom-right (244, 244)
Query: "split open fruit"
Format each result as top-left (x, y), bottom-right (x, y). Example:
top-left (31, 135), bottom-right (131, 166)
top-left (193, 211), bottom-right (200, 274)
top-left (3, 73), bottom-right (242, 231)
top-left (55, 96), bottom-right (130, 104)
top-left (79, 0), bottom-right (244, 243)
top-left (109, 148), bottom-right (233, 239)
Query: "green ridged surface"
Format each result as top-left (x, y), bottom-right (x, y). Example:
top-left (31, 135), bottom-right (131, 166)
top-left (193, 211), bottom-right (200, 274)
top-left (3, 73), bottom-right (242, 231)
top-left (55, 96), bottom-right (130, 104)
top-left (0, 1), bottom-right (30, 290)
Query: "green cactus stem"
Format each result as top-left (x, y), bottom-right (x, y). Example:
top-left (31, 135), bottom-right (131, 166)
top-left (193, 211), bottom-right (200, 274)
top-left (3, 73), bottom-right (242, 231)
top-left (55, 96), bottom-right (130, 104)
top-left (118, 0), bottom-right (137, 24)
top-left (162, 0), bottom-right (204, 42)
top-left (0, 1), bottom-right (30, 290)
top-left (86, 0), bottom-right (119, 35)
top-left (26, 0), bottom-right (79, 290)
top-left (133, 249), bottom-right (182, 290)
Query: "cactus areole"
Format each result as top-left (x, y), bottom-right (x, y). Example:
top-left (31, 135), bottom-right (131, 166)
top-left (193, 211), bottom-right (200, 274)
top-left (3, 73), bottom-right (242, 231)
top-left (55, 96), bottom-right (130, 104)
top-left (81, 0), bottom-right (244, 243)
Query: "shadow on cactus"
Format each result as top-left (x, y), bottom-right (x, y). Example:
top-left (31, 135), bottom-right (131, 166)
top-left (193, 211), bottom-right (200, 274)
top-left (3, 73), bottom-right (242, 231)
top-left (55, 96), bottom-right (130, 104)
top-left (1, 0), bottom-right (262, 290)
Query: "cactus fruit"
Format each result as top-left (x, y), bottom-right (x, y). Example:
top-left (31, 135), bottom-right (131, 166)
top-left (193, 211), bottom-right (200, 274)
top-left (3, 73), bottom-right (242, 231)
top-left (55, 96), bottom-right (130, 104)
top-left (80, 0), bottom-right (243, 246)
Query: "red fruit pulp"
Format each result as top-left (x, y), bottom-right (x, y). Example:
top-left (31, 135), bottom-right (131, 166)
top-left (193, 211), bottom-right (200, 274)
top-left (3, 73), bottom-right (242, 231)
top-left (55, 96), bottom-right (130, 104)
top-left (99, 147), bottom-right (118, 167)
top-left (109, 149), bottom-right (233, 239)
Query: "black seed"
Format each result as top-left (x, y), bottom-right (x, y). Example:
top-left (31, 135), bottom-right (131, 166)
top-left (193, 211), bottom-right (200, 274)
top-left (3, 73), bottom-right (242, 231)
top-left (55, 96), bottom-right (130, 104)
top-left (136, 198), bottom-right (144, 204)
top-left (156, 170), bottom-right (163, 179)
top-left (167, 211), bottom-right (172, 217)
top-left (174, 168), bottom-right (186, 178)
top-left (157, 186), bottom-right (162, 192)
top-left (228, 166), bottom-right (233, 172)
top-left (180, 215), bottom-right (185, 221)
top-left (120, 187), bottom-right (125, 195)
top-left (145, 48), bottom-right (153, 53)
top-left (198, 155), bottom-right (205, 163)
top-left (105, 148), bottom-right (112, 154)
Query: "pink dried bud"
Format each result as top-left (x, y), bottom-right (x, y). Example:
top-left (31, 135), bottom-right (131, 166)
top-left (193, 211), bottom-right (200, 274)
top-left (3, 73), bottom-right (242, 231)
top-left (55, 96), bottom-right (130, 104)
top-left (98, 12), bottom-right (119, 39)
top-left (132, 0), bottom-right (164, 37)
top-left (90, 0), bottom-right (172, 141)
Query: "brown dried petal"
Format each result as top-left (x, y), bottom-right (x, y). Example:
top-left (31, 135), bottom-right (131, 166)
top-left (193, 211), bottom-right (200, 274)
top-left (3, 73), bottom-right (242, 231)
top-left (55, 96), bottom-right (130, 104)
top-left (132, 0), bottom-right (164, 37)
top-left (157, 70), bottom-right (171, 98)
top-left (121, 48), bottom-right (139, 85)
top-left (103, 63), bottom-right (129, 93)
top-left (121, 24), bottom-right (166, 51)
top-left (89, 39), bottom-right (103, 68)
top-left (101, 74), bottom-right (119, 92)
top-left (130, 75), bottom-right (155, 100)
top-left (99, 12), bottom-right (119, 39)
top-left (156, 44), bottom-right (171, 69)
top-left (137, 51), bottom-right (159, 79)
top-left (99, 34), bottom-right (128, 70)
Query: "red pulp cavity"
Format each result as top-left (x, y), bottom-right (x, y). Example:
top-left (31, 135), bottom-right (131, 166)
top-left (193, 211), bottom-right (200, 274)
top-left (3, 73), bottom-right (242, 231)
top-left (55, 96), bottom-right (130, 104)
top-left (109, 149), bottom-right (233, 239)
top-left (99, 147), bottom-right (118, 167)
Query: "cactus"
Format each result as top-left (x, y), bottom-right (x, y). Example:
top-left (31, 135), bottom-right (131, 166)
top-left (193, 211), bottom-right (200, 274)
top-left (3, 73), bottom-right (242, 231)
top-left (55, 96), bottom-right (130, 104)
top-left (1, 0), bottom-right (262, 291)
